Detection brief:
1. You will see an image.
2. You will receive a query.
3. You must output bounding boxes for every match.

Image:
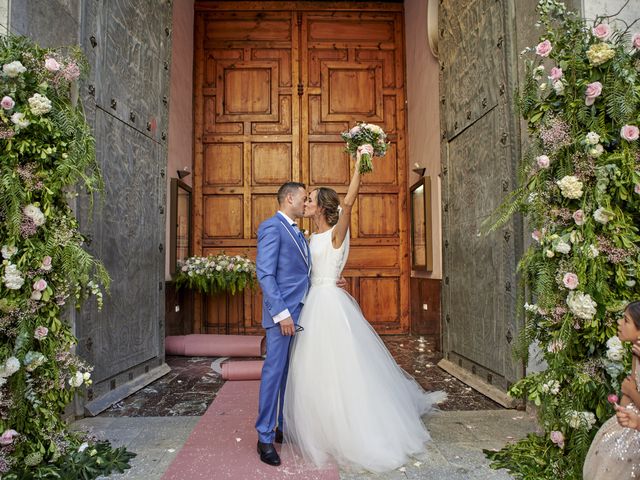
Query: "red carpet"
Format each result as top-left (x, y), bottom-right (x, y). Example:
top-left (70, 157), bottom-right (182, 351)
top-left (161, 381), bottom-right (339, 480)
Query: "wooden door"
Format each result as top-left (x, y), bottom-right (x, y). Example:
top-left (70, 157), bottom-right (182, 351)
top-left (193, 2), bottom-right (407, 335)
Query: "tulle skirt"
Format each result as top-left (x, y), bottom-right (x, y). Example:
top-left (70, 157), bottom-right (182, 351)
top-left (283, 285), bottom-right (446, 473)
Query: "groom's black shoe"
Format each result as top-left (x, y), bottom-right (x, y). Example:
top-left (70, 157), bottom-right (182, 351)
top-left (257, 441), bottom-right (281, 466)
top-left (275, 428), bottom-right (284, 444)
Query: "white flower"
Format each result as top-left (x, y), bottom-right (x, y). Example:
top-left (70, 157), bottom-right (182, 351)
top-left (546, 249), bottom-right (555, 258)
top-left (533, 65), bottom-right (545, 79)
top-left (593, 207), bottom-right (613, 224)
top-left (1, 245), bottom-right (17, 259)
top-left (569, 231), bottom-right (582, 244)
top-left (0, 357), bottom-right (20, 378)
top-left (524, 303), bottom-right (539, 313)
top-left (23, 204), bottom-right (45, 226)
top-left (567, 291), bottom-right (597, 320)
top-left (586, 131), bottom-right (601, 145)
top-left (541, 380), bottom-right (561, 395)
top-left (536, 155), bottom-right (550, 169)
top-left (83, 372), bottom-right (91, 382)
top-left (626, 280), bottom-right (637, 287)
top-left (567, 411), bottom-right (596, 429)
top-left (10, 112), bottom-right (30, 128)
top-left (587, 245), bottom-right (599, 258)
top-left (547, 339), bottom-right (565, 353)
top-left (606, 336), bottom-right (624, 362)
top-left (78, 442), bottom-right (89, 453)
top-left (539, 82), bottom-right (547, 91)
top-left (3, 61), bottom-right (26, 78)
top-left (44, 57), bottom-right (60, 72)
top-left (552, 80), bottom-right (565, 95)
top-left (28, 93), bottom-right (52, 115)
top-left (2, 263), bottom-right (24, 290)
top-left (589, 144), bottom-right (604, 158)
top-left (69, 371), bottom-right (84, 388)
top-left (556, 176), bottom-right (583, 199)
top-left (30, 290), bottom-right (42, 301)
top-left (555, 240), bottom-right (571, 254)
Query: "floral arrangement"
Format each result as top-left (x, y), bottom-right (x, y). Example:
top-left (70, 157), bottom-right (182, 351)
top-left (340, 122), bottom-right (388, 174)
top-left (484, 1), bottom-right (640, 478)
top-left (174, 254), bottom-right (257, 295)
top-left (0, 35), bottom-right (133, 477)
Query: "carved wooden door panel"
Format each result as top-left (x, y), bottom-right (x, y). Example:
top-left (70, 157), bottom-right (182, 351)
top-left (194, 2), bottom-right (407, 334)
top-left (439, 0), bottom-right (522, 392)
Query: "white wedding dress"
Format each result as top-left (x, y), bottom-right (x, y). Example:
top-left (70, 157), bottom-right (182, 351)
top-left (283, 226), bottom-right (445, 473)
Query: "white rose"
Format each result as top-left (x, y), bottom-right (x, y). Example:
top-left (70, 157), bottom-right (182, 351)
top-left (593, 207), bottom-right (613, 224)
top-left (553, 80), bottom-right (565, 95)
top-left (567, 291), bottom-right (597, 320)
top-left (586, 132), bottom-right (601, 145)
top-left (23, 204), bottom-right (45, 226)
top-left (556, 176), bottom-right (584, 199)
top-left (69, 371), bottom-right (84, 388)
top-left (546, 249), bottom-right (555, 258)
top-left (2, 263), bottom-right (24, 290)
top-left (0, 357), bottom-right (20, 377)
top-left (28, 93), bottom-right (52, 116)
top-left (1, 245), bottom-right (17, 259)
top-left (10, 112), bottom-right (30, 128)
top-left (3, 61), bottom-right (26, 78)
top-left (588, 245), bottom-right (599, 258)
top-left (539, 82), bottom-right (547, 91)
top-left (555, 240), bottom-right (571, 254)
top-left (589, 144), bottom-right (604, 158)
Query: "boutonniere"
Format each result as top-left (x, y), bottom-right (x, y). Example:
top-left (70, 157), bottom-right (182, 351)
top-left (303, 229), bottom-right (310, 239)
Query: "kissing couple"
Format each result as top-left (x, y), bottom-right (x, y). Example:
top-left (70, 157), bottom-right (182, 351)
top-left (255, 146), bottom-right (446, 473)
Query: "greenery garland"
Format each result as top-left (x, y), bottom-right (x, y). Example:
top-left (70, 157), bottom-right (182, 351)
top-left (484, 1), bottom-right (640, 478)
top-left (174, 254), bottom-right (257, 295)
top-left (0, 35), bottom-right (133, 477)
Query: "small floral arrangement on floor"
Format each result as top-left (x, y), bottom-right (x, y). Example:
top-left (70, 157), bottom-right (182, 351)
top-left (0, 35), bottom-right (134, 478)
top-left (484, 0), bottom-right (640, 478)
top-left (341, 122), bottom-right (388, 174)
top-left (174, 254), bottom-right (257, 295)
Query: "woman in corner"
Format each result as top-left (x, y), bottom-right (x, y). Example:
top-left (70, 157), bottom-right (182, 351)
top-left (283, 145), bottom-right (446, 473)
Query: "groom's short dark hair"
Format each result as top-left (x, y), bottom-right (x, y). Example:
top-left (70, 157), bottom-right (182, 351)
top-left (277, 182), bottom-right (306, 204)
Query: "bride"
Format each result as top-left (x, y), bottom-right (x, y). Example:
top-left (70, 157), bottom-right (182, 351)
top-left (283, 146), bottom-right (446, 473)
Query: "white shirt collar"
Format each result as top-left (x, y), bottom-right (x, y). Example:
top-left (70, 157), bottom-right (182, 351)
top-left (277, 211), bottom-right (296, 226)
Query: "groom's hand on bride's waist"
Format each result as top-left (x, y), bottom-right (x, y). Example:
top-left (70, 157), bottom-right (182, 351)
top-left (279, 317), bottom-right (295, 336)
top-left (336, 276), bottom-right (348, 290)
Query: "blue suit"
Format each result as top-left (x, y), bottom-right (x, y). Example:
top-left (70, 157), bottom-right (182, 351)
top-left (255, 212), bottom-right (311, 443)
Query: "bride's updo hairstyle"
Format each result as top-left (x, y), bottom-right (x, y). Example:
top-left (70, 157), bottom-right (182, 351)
top-left (315, 187), bottom-right (341, 226)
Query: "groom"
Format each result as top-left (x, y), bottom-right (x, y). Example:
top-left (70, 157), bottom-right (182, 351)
top-left (255, 182), bottom-right (311, 467)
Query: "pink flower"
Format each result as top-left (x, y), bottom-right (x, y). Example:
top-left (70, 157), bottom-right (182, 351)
top-left (608, 393), bottom-right (619, 405)
top-left (34, 326), bottom-right (48, 340)
top-left (592, 24), bottom-right (611, 40)
top-left (536, 155), bottom-right (550, 169)
top-left (44, 57), bottom-right (60, 72)
top-left (550, 430), bottom-right (564, 448)
top-left (33, 278), bottom-right (47, 292)
top-left (536, 40), bottom-right (552, 57)
top-left (635, 184), bottom-right (640, 195)
top-left (572, 209), bottom-right (585, 225)
top-left (41, 256), bottom-right (52, 271)
top-left (549, 67), bottom-right (563, 81)
top-left (349, 125), bottom-right (361, 137)
top-left (0, 96), bottom-right (14, 110)
top-left (632, 33), bottom-right (640, 50)
top-left (0, 430), bottom-right (18, 446)
top-left (620, 125), bottom-right (639, 142)
top-left (563, 272), bottom-right (579, 290)
top-left (532, 230), bottom-right (541, 242)
top-left (585, 82), bottom-right (602, 106)
top-left (62, 62), bottom-right (80, 81)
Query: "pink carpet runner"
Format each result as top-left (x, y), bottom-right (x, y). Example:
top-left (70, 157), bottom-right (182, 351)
top-left (161, 380), bottom-right (339, 480)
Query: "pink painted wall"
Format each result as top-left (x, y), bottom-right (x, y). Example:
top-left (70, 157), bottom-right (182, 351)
top-left (165, 0), bottom-right (195, 280)
top-left (404, 0), bottom-right (442, 280)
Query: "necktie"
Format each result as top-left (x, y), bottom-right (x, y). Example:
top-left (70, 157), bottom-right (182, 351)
top-left (292, 223), bottom-right (308, 259)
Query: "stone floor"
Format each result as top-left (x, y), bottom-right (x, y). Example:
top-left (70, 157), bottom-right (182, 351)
top-left (101, 335), bottom-right (500, 417)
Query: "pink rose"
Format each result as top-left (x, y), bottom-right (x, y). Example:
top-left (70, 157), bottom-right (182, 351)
top-left (0, 96), bottom-right (14, 110)
top-left (41, 256), bottom-right (52, 271)
top-left (563, 272), bottom-right (579, 290)
top-left (549, 67), bottom-right (563, 81)
top-left (358, 144), bottom-right (374, 156)
top-left (632, 33), bottom-right (640, 50)
top-left (62, 62), bottom-right (80, 81)
top-left (532, 230), bottom-right (541, 242)
top-left (585, 81), bottom-right (602, 106)
top-left (550, 430), bottom-right (564, 448)
top-left (44, 57), bottom-right (60, 72)
top-left (621, 125), bottom-right (639, 142)
top-left (608, 393), bottom-right (619, 405)
top-left (572, 209), bottom-right (585, 225)
top-left (536, 155), bottom-right (550, 169)
top-left (34, 326), bottom-right (48, 340)
top-left (536, 40), bottom-right (552, 57)
top-left (349, 126), bottom-right (361, 137)
top-left (0, 430), bottom-right (18, 446)
top-left (592, 24), bottom-right (611, 40)
top-left (33, 278), bottom-right (47, 292)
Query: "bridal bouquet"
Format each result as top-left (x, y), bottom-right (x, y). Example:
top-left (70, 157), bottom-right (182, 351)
top-left (341, 122), bottom-right (388, 174)
top-left (174, 254), bottom-right (256, 295)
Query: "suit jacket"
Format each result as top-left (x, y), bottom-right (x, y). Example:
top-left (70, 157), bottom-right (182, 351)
top-left (256, 212), bottom-right (311, 329)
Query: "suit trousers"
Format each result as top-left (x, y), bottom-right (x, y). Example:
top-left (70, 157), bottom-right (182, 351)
top-left (255, 303), bottom-right (302, 443)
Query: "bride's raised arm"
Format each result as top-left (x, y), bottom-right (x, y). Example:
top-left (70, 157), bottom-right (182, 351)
top-left (332, 146), bottom-right (368, 249)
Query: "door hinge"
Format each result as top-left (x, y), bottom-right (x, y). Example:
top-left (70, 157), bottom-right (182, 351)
top-left (297, 83), bottom-right (304, 96)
